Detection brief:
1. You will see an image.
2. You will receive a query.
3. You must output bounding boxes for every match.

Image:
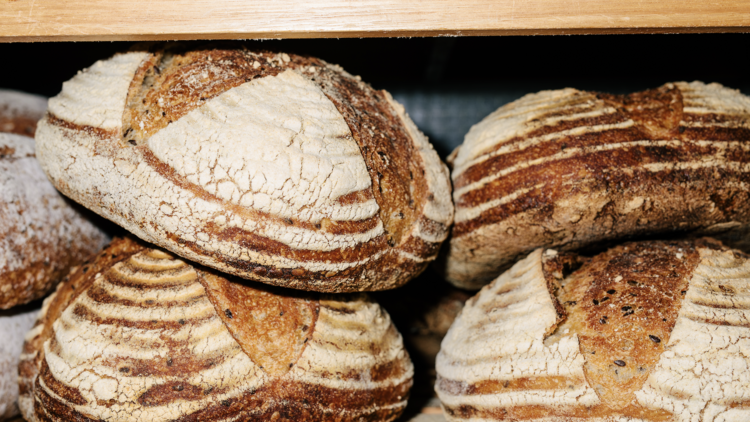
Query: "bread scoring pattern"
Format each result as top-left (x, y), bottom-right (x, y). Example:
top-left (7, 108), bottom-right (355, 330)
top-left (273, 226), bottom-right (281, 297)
top-left (35, 46), bottom-right (452, 293)
top-left (19, 237), bottom-right (413, 422)
top-left (445, 82), bottom-right (750, 289)
top-left (436, 240), bottom-right (750, 421)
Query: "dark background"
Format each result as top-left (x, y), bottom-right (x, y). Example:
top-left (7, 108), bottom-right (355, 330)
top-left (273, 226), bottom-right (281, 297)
top-left (2, 34), bottom-right (749, 157)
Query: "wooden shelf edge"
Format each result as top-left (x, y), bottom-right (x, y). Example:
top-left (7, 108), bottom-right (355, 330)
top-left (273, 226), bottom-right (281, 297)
top-left (1, 26), bottom-right (749, 43)
top-left (1, 0), bottom-right (750, 42)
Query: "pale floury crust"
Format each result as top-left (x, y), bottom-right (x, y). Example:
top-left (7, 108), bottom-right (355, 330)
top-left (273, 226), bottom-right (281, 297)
top-left (436, 239), bottom-right (750, 421)
top-left (0, 305), bottom-right (39, 419)
top-left (444, 82), bottom-right (750, 290)
top-left (35, 46), bottom-right (453, 293)
top-left (0, 90), bottom-right (110, 309)
top-left (19, 237), bottom-right (413, 422)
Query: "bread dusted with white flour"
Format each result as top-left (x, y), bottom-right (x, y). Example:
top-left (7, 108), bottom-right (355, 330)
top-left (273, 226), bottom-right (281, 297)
top-left (0, 90), bottom-right (109, 309)
top-left (19, 237), bottom-right (413, 422)
top-left (444, 82), bottom-right (750, 289)
top-left (436, 238), bottom-right (750, 421)
top-left (0, 305), bottom-right (39, 420)
top-left (35, 45), bottom-right (453, 293)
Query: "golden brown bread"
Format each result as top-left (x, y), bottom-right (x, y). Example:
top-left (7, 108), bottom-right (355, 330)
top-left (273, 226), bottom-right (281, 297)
top-left (436, 238), bottom-right (750, 421)
top-left (0, 90), bottom-right (109, 309)
top-left (35, 45), bottom-right (453, 293)
top-left (18, 237), bottom-right (413, 422)
top-left (443, 82), bottom-right (750, 289)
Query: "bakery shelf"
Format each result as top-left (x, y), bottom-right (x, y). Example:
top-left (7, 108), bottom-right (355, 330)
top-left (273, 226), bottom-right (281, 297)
top-left (1, 0), bottom-right (750, 41)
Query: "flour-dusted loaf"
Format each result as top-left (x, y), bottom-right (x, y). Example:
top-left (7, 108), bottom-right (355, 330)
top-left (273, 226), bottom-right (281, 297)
top-left (0, 305), bottom-right (39, 420)
top-left (18, 237), bottom-right (413, 422)
top-left (35, 45), bottom-right (453, 293)
top-left (436, 239), bottom-right (750, 421)
top-left (444, 82), bottom-right (750, 289)
top-left (0, 89), bottom-right (47, 137)
top-left (0, 90), bottom-right (109, 309)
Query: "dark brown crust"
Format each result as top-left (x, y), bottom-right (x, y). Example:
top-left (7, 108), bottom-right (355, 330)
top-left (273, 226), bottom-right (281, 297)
top-left (448, 83), bottom-right (750, 287)
top-left (173, 378), bottom-right (412, 422)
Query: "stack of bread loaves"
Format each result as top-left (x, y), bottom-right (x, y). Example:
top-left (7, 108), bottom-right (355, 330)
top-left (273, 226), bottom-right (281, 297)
top-left (17, 44), bottom-right (454, 422)
top-left (436, 83), bottom-right (750, 421)
top-left (0, 90), bottom-right (109, 420)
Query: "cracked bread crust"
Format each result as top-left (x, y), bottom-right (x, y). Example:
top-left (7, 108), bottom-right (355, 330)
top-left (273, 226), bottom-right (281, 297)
top-left (444, 82), bottom-right (750, 290)
top-left (35, 45), bottom-right (453, 293)
top-left (18, 237), bottom-right (413, 422)
top-left (436, 239), bottom-right (750, 422)
top-left (0, 90), bottom-right (109, 309)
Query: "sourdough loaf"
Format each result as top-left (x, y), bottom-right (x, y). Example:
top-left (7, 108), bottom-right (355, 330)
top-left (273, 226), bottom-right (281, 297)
top-left (436, 239), bottom-right (750, 421)
top-left (19, 237), bottom-right (413, 422)
top-left (0, 90), bottom-right (109, 309)
top-left (0, 304), bottom-right (38, 420)
top-left (444, 82), bottom-right (750, 289)
top-left (35, 45), bottom-right (453, 293)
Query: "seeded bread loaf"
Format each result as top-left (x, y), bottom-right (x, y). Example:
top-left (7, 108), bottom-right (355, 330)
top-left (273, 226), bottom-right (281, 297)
top-left (436, 238), bottom-right (750, 421)
top-left (19, 237), bottom-right (413, 422)
top-left (0, 304), bottom-right (39, 420)
top-left (35, 45), bottom-right (453, 293)
top-left (0, 90), bottom-right (109, 309)
top-left (444, 82), bottom-right (750, 289)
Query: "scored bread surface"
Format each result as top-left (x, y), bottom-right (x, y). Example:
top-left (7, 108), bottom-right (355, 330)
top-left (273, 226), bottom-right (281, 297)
top-left (18, 237), bottom-right (413, 422)
top-left (436, 239), bottom-right (750, 421)
top-left (35, 46), bottom-right (452, 293)
top-left (1, 90), bottom-right (109, 309)
top-left (445, 82), bottom-right (750, 289)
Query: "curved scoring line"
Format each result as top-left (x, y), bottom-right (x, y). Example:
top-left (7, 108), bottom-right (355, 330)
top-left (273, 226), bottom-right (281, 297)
top-left (453, 109), bottom-right (625, 176)
top-left (454, 138), bottom-right (750, 199)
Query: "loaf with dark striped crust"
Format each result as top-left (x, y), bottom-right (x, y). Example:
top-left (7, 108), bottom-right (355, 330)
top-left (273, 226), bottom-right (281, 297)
top-left (35, 45), bottom-right (453, 293)
top-left (444, 82), bottom-right (750, 289)
top-left (0, 90), bottom-right (109, 309)
top-left (18, 237), bottom-right (413, 422)
top-left (436, 238), bottom-right (750, 421)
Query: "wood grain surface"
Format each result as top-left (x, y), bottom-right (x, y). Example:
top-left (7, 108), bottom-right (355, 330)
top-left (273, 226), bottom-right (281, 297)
top-left (0, 0), bottom-right (749, 41)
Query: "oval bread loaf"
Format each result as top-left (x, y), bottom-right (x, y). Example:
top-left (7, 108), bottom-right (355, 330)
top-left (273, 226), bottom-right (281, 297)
top-left (18, 237), bottom-right (413, 422)
top-left (0, 305), bottom-right (39, 420)
top-left (444, 82), bottom-right (750, 289)
top-left (0, 90), bottom-right (109, 309)
top-left (436, 238), bottom-right (750, 421)
top-left (35, 45), bottom-right (453, 293)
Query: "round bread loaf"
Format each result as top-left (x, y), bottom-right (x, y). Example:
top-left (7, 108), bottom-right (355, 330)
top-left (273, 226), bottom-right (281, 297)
top-left (436, 238), bottom-right (750, 421)
top-left (0, 90), bottom-right (109, 309)
top-left (34, 45), bottom-right (453, 293)
top-left (18, 237), bottom-right (413, 422)
top-left (444, 82), bottom-right (750, 289)
top-left (0, 304), bottom-right (39, 420)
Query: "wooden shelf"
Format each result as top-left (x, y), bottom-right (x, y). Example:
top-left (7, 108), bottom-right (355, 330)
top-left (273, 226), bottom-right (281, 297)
top-left (1, 0), bottom-right (749, 42)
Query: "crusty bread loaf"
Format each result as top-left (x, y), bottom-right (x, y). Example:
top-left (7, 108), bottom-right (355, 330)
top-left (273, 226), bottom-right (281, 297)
top-left (0, 90), bottom-right (109, 309)
top-left (436, 239), bottom-right (750, 421)
top-left (19, 237), bottom-right (413, 422)
top-left (444, 82), bottom-right (750, 289)
top-left (0, 89), bottom-right (47, 137)
top-left (0, 304), bottom-right (39, 420)
top-left (35, 45), bottom-right (453, 293)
